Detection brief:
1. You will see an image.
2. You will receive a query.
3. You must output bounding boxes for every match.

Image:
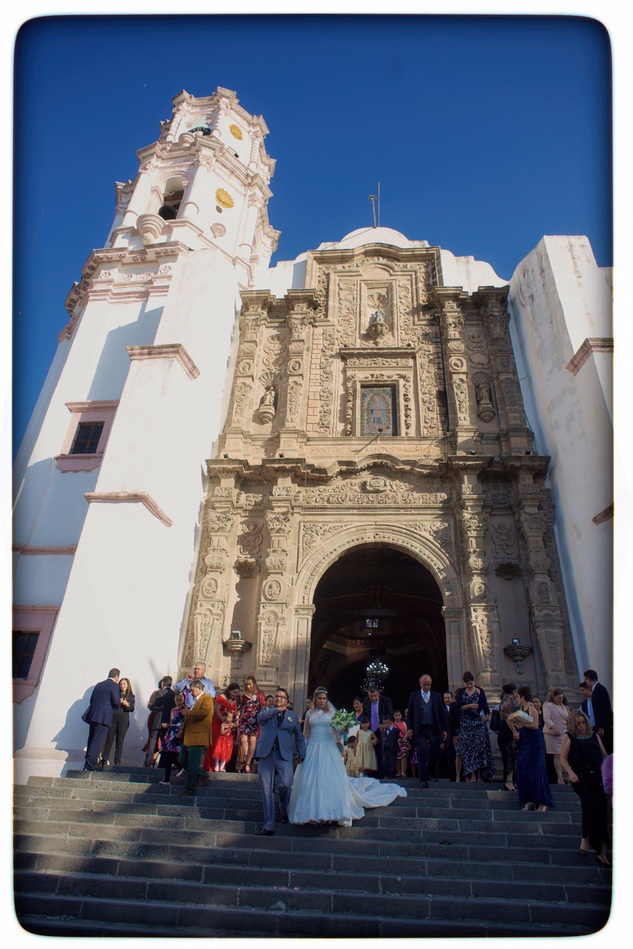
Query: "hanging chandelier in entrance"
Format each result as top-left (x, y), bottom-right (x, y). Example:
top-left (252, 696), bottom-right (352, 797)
top-left (362, 659), bottom-right (389, 693)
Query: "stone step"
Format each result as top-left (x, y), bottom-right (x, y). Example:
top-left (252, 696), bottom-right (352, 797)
top-left (15, 872), bottom-right (610, 935)
top-left (16, 780), bottom-right (582, 813)
top-left (15, 821), bottom-right (606, 871)
top-left (15, 805), bottom-right (577, 846)
top-left (14, 766), bottom-right (611, 937)
top-left (13, 812), bottom-right (583, 852)
top-left (14, 848), bottom-right (612, 897)
top-left (15, 906), bottom-right (597, 939)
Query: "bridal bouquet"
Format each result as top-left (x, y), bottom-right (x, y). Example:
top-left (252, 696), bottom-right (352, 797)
top-left (331, 709), bottom-right (357, 732)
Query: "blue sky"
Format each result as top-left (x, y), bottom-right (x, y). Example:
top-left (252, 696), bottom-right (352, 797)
top-left (12, 13), bottom-right (612, 450)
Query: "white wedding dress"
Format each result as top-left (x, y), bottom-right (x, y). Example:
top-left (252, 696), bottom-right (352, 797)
top-left (287, 708), bottom-right (407, 826)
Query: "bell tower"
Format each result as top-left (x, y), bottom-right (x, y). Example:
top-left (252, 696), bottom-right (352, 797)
top-left (13, 89), bottom-right (279, 780)
top-left (109, 87), bottom-right (279, 286)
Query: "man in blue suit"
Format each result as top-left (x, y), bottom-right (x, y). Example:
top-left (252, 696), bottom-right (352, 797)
top-left (253, 687), bottom-right (305, 835)
top-left (83, 668), bottom-right (121, 771)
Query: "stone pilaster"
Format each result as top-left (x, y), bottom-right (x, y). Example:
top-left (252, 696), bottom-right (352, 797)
top-left (514, 468), bottom-right (567, 689)
top-left (254, 498), bottom-right (295, 686)
top-left (481, 295), bottom-right (533, 453)
top-left (455, 467), bottom-right (501, 687)
top-left (437, 291), bottom-right (477, 451)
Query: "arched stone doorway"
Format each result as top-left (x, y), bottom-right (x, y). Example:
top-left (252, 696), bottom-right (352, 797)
top-left (308, 545), bottom-right (446, 711)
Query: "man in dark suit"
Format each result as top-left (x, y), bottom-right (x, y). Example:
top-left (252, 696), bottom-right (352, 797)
top-left (439, 690), bottom-right (458, 781)
top-left (363, 687), bottom-right (394, 774)
top-left (254, 687), bottom-right (305, 835)
top-left (83, 668), bottom-right (121, 771)
top-left (581, 670), bottom-right (613, 753)
top-left (406, 674), bottom-right (448, 788)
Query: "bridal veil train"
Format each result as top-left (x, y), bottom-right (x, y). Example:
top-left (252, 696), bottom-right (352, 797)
top-left (287, 694), bottom-right (407, 827)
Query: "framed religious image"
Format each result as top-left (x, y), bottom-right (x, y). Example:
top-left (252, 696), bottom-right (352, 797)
top-left (360, 385), bottom-right (398, 436)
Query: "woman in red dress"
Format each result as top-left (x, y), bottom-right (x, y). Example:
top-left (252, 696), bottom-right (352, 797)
top-left (203, 682), bottom-right (240, 772)
top-left (236, 675), bottom-right (266, 773)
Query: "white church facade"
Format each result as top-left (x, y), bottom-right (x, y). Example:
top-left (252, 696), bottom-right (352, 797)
top-left (12, 89), bottom-right (612, 781)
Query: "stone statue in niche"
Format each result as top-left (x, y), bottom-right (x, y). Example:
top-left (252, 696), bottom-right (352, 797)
top-left (367, 291), bottom-right (389, 340)
top-left (475, 379), bottom-right (496, 423)
top-left (256, 371), bottom-right (278, 424)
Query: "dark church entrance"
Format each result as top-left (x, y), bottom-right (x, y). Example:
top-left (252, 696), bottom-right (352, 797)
top-left (308, 545), bottom-right (447, 712)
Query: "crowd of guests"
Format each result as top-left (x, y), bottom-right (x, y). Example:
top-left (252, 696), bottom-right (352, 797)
top-left (83, 662), bottom-right (612, 863)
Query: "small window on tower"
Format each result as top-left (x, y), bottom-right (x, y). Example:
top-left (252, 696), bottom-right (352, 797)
top-left (13, 631), bottom-right (40, 680)
top-left (70, 421), bottom-right (104, 455)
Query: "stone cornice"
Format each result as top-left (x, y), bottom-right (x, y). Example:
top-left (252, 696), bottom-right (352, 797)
top-left (566, 337), bottom-right (614, 376)
top-left (13, 545), bottom-right (77, 556)
top-left (340, 347), bottom-right (416, 360)
top-left (84, 491), bottom-right (173, 526)
top-left (308, 243), bottom-right (442, 270)
top-left (137, 136), bottom-right (273, 199)
top-left (207, 453), bottom-right (450, 485)
top-left (127, 343), bottom-right (200, 380)
top-left (64, 243), bottom-right (187, 317)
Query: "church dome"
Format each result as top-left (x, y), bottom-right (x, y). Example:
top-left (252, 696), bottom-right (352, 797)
top-left (316, 226), bottom-right (429, 251)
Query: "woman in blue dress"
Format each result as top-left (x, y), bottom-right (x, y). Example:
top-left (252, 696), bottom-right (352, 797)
top-left (508, 685), bottom-right (555, 812)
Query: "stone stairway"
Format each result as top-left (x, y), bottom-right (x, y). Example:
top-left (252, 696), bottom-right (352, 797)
top-left (14, 768), bottom-right (611, 937)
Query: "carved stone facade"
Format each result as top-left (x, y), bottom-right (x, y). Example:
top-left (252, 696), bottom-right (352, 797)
top-left (181, 239), bottom-right (579, 701)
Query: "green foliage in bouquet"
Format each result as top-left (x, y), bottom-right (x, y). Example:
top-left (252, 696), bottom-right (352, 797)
top-left (331, 709), bottom-right (357, 731)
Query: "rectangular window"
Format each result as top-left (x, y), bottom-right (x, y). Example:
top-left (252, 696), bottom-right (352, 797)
top-left (365, 618), bottom-right (380, 628)
top-left (13, 630), bottom-right (40, 679)
top-left (360, 385), bottom-right (398, 436)
top-left (70, 421), bottom-right (105, 455)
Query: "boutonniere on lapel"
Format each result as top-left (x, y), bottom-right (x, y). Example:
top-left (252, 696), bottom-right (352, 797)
top-left (286, 716), bottom-right (294, 723)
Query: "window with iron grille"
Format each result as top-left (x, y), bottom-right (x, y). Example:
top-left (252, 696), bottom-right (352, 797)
top-left (70, 421), bottom-right (104, 454)
top-left (13, 631), bottom-right (40, 679)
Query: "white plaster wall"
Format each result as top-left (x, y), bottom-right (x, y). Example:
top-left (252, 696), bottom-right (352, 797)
top-left (508, 235), bottom-right (613, 689)
top-left (439, 248), bottom-right (508, 292)
top-left (13, 295), bottom-right (163, 548)
top-left (13, 552), bottom-right (75, 608)
top-left (16, 247), bottom-right (241, 781)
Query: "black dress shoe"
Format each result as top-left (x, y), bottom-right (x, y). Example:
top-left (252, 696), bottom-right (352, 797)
top-left (420, 781), bottom-right (429, 789)
top-left (256, 828), bottom-right (275, 836)
top-left (278, 815), bottom-right (289, 824)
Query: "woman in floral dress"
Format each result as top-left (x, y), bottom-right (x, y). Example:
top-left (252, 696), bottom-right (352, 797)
top-left (455, 671), bottom-right (495, 782)
top-left (236, 675), bottom-right (265, 773)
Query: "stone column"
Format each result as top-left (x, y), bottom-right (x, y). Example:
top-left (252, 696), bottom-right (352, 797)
top-left (277, 291), bottom-right (317, 454)
top-left (238, 192), bottom-right (260, 259)
top-left (482, 295), bottom-right (533, 453)
top-left (442, 605), bottom-right (470, 693)
top-left (254, 505), bottom-right (294, 687)
top-left (123, 168), bottom-right (154, 226)
top-left (222, 292), bottom-right (274, 453)
top-left (291, 604), bottom-right (316, 708)
top-left (181, 155), bottom-right (213, 222)
top-left (182, 508), bottom-right (234, 679)
top-left (515, 471), bottom-right (567, 690)
top-left (455, 467), bottom-right (501, 688)
top-left (436, 291), bottom-right (477, 451)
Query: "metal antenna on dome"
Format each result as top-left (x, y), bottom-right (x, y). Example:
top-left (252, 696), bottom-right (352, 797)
top-left (368, 182), bottom-right (381, 228)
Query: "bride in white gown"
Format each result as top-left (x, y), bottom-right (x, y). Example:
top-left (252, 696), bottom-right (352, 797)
top-left (288, 687), bottom-right (407, 826)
